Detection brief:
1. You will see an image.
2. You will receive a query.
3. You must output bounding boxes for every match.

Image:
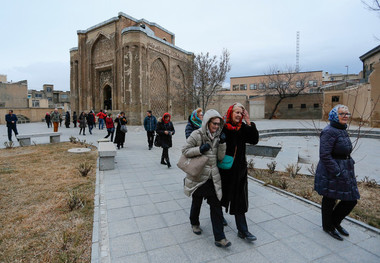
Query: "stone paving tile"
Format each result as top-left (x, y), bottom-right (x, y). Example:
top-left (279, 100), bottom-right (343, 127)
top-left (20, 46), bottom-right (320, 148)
top-left (168, 223), bottom-right (203, 244)
top-left (136, 214), bottom-right (167, 232)
top-left (105, 190), bottom-right (126, 200)
top-left (125, 187), bottom-right (147, 197)
top-left (106, 197), bottom-right (130, 209)
top-left (356, 236), bottom-right (380, 257)
top-left (180, 238), bottom-right (225, 262)
top-left (131, 203), bottom-right (159, 217)
top-left (149, 192), bottom-right (174, 203)
top-left (107, 206), bottom-right (134, 222)
top-left (224, 247), bottom-right (270, 263)
top-left (256, 240), bottom-right (307, 263)
top-left (285, 234), bottom-right (331, 261)
top-left (246, 207), bottom-right (274, 224)
top-left (147, 245), bottom-right (190, 263)
top-left (155, 200), bottom-right (183, 213)
top-left (312, 254), bottom-right (348, 263)
top-left (258, 219), bottom-right (299, 239)
top-left (338, 245), bottom-right (380, 263)
top-left (112, 252), bottom-right (150, 263)
top-left (279, 214), bottom-right (320, 233)
top-left (110, 233), bottom-right (145, 259)
top-left (260, 203), bottom-right (293, 218)
top-left (161, 209), bottom-right (189, 226)
top-left (128, 194), bottom-right (151, 206)
top-left (108, 218), bottom-right (139, 238)
top-left (141, 228), bottom-right (178, 250)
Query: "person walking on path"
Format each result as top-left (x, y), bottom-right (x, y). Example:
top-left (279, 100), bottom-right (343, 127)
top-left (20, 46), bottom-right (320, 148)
top-left (185, 108), bottom-right (228, 228)
top-left (5, 109), bottom-right (18, 141)
top-left (185, 108), bottom-right (203, 139)
top-left (114, 112), bottom-right (128, 149)
top-left (45, 112), bottom-right (51, 128)
top-left (156, 112), bottom-right (175, 168)
top-left (78, 112), bottom-right (87, 135)
top-left (104, 113), bottom-right (115, 142)
top-left (87, 110), bottom-right (96, 135)
top-left (72, 111), bottom-right (77, 128)
top-left (50, 108), bottom-right (61, 132)
top-left (183, 109), bottom-right (231, 248)
top-left (96, 110), bottom-right (107, 130)
top-left (314, 104), bottom-right (360, 241)
top-left (143, 110), bottom-right (157, 150)
top-left (65, 111), bottom-right (70, 128)
top-left (219, 102), bottom-right (259, 242)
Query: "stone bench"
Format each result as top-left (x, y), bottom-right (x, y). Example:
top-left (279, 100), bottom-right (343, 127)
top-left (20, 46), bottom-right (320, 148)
top-left (16, 132), bottom-right (61, 146)
top-left (98, 142), bottom-right (117, 171)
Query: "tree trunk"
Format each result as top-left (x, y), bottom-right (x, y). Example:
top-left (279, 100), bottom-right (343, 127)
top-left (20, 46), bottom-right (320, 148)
top-left (269, 98), bottom-right (284, 119)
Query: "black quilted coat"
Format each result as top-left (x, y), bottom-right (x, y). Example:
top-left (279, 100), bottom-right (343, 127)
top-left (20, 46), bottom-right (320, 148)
top-left (314, 121), bottom-right (360, 201)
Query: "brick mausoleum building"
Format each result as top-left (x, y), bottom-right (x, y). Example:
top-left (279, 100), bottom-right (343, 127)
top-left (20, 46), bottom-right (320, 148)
top-left (70, 12), bottom-right (194, 124)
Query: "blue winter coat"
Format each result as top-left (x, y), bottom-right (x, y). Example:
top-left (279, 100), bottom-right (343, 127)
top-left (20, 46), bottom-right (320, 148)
top-left (144, 116), bottom-right (157, 132)
top-left (314, 122), bottom-right (360, 201)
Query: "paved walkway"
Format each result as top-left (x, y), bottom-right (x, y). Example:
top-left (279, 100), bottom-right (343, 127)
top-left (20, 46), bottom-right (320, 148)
top-left (1, 121), bottom-right (379, 262)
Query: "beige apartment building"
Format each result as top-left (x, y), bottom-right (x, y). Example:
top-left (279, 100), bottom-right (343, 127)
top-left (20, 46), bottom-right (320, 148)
top-left (70, 12), bottom-right (194, 125)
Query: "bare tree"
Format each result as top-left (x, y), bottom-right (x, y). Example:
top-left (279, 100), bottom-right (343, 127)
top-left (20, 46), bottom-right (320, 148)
top-left (362, 0), bottom-right (380, 12)
top-left (191, 49), bottom-right (231, 110)
top-left (264, 66), bottom-right (313, 119)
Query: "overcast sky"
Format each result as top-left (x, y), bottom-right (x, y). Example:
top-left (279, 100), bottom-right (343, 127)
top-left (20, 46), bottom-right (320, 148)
top-left (0, 0), bottom-right (379, 91)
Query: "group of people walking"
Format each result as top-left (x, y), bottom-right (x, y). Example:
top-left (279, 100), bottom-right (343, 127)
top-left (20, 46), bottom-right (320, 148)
top-left (4, 103), bottom-right (360, 248)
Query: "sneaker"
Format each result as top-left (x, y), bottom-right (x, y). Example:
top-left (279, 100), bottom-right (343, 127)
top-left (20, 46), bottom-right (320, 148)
top-left (192, 225), bottom-right (202, 235)
top-left (214, 239), bottom-right (231, 248)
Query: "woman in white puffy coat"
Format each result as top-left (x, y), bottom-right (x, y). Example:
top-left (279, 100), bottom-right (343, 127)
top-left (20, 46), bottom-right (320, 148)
top-left (182, 109), bottom-right (230, 248)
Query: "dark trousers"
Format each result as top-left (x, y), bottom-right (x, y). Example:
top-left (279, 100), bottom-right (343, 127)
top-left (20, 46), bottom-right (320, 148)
top-left (46, 122), bottom-right (51, 128)
top-left (73, 121), bottom-right (77, 128)
top-left (88, 124), bottom-right (94, 134)
top-left (147, 131), bottom-right (155, 147)
top-left (322, 196), bottom-right (357, 231)
top-left (235, 214), bottom-right (249, 233)
top-left (190, 180), bottom-right (225, 241)
top-left (7, 125), bottom-right (18, 141)
top-left (161, 147), bottom-right (169, 160)
top-left (79, 128), bottom-right (86, 135)
top-left (105, 129), bottom-right (114, 142)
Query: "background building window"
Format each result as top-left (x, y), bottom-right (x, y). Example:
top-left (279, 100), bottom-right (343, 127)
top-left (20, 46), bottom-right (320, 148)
top-left (249, 83), bottom-right (257, 90)
top-left (35, 93), bottom-right (42, 98)
top-left (288, 104), bottom-right (293, 109)
top-left (314, 103), bottom-right (319, 108)
top-left (32, 100), bottom-right (40, 107)
top-left (258, 83), bottom-right (266, 90)
top-left (240, 84), bottom-right (247, 90)
top-left (232, 85), bottom-right (239, 91)
top-left (301, 104), bottom-right (306, 109)
top-left (332, 96), bottom-right (340, 102)
top-left (46, 87), bottom-right (52, 92)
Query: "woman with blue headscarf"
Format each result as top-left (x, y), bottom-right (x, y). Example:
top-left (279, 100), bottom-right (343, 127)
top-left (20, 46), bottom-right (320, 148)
top-left (314, 105), bottom-right (360, 241)
top-left (185, 108), bottom-right (203, 139)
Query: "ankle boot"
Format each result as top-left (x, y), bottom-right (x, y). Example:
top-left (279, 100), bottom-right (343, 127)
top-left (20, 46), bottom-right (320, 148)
top-left (166, 158), bottom-right (171, 168)
top-left (161, 157), bottom-right (167, 165)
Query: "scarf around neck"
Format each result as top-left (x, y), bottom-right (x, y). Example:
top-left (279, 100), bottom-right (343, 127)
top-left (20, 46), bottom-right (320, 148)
top-left (223, 104), bottom-right (242, 131)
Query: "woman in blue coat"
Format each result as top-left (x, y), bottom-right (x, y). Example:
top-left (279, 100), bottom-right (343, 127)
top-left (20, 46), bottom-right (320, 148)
top-left (314, 105), bottom-right (360, 241)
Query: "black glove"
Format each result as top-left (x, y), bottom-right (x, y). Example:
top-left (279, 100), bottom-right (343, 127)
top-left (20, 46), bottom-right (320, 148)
top-left (219, 132), bottom-right (226, 144)
top-left (199, 143), bottom-right (211, 154)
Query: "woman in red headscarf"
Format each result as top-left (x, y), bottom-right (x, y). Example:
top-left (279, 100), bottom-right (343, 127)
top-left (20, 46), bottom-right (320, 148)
top-left (156, 112), bottom-right (175, 168)
top-left (219, 103), bottom-right (259, 242)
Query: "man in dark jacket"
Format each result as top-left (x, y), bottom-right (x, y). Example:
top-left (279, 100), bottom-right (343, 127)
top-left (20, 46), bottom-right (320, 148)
top-left (143, 110), bottom-right (157, 150)
top-left (5, 110), bottom-right (18, 141)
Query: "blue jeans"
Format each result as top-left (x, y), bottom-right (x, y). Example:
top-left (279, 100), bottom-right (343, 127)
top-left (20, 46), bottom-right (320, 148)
top-left (88, 124), bottom-right (93, 134)
top-left (98, 118), bottom-right (104, 129)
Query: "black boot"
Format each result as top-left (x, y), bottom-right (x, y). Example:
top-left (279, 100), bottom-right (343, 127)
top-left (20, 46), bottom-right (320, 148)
top-left (161, 157), bottom-right (167, 165)
top-left (166, 158), bottom-right (171, 168)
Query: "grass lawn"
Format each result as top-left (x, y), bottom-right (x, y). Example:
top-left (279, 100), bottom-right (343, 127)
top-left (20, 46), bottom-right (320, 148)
top-left (0, 142), bottom-right (97, 263)
top-left (249, 167), bottom-right (380, 229)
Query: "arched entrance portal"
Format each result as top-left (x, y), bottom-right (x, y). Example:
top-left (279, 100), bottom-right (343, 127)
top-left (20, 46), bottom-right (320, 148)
top-left (103, 85), bottom-right (112, 110)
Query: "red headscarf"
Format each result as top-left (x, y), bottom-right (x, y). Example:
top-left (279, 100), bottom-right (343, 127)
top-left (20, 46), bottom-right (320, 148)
top-left (162, 112), bottom-right (171, 124)
top-left (223, 103), bottom-right (243, 131)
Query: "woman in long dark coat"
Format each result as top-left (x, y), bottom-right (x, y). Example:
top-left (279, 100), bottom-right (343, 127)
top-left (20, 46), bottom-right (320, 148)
top-left (156, 112), bottom-right (175, 168)
top-left (114, 112), bottom-right (128, 149)
top-left (219, 103), bottom-right (259, 242)
top-left (65, 111), bottom-right (70, 128)
top-left (314, 104), bottom-right (360, 241)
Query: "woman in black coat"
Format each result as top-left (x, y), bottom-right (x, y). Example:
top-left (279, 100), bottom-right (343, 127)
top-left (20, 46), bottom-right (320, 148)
top-left (314, 105), bottom-right (360, 241)
top-left (65, 111), bottom-right (70, 128)
top-left (156, 112), bottom-right (175, 168)
top-left (219, 103), bottom-right (259, 242)
top-left (73, 111), bottom-right (77, 128)
top-left (114, 112), bottom-right (128, 149)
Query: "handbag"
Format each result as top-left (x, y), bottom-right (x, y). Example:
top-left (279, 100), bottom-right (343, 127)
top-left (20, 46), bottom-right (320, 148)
top-left (154, 134), bottom-right (161, 147)
top-left (217, 146), bottom-right (237, 170)
top-left (177, 154), bottom-right (209, 177)
top-left (120, 125), bottom-right (128, 133)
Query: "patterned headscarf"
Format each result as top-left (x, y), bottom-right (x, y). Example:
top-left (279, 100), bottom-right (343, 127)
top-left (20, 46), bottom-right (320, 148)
top-left (223, 103), bottom-right (244, 131)
top-left (190, 108), bottom-right (202, 128)
top-left (162, 112), bottom-right (171, 124)
top-left (328, 104), bottom-right (348, 123)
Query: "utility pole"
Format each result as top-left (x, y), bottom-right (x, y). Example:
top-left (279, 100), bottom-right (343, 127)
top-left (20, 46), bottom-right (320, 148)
top-left (296, 31), bottom-right (300, 72)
